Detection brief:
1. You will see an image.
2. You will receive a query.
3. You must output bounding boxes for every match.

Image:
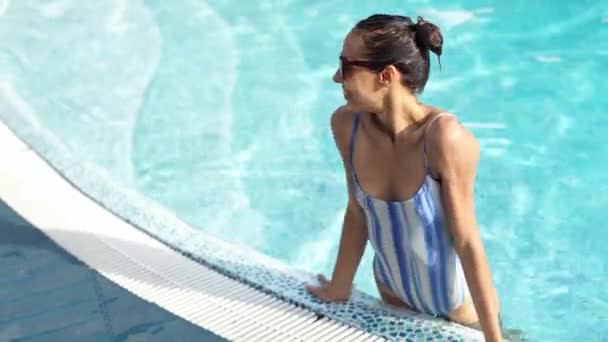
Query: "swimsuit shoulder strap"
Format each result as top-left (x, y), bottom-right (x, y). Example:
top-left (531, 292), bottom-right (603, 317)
top-left (348, 112), bottom-right (362, 183)
top-left (423, 113), bottom-right (455, 175)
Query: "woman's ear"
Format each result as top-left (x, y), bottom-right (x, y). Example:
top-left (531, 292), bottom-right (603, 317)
top-left (378, 65), bottom-right (399, 86)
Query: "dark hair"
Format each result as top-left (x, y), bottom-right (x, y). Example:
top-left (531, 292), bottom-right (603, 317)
top-left (354, 14), bottom-right (444, 94)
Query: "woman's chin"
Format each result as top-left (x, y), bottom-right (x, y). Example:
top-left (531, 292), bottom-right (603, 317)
top-left (343, 96), bottom-right (355, 107)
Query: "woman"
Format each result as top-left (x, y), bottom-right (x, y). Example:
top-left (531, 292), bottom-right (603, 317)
top-left (306, 14), bottom-right (503, 341)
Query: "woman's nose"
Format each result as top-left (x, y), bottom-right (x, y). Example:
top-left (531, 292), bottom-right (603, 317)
top-left (333, 68), bottom-right (342, 83)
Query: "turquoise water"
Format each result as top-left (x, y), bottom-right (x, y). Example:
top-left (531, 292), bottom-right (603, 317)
top-left (1, 0), bottom-right (607, 341)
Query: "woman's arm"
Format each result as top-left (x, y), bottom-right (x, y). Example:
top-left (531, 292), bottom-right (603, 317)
top-left (428, 117), bottom-right (502, 342)
top-left (306, 107), bottom-right (368, 301)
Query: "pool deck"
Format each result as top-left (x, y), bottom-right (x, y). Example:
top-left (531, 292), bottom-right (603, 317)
top-left (0, 199), bottom-right (227, 342)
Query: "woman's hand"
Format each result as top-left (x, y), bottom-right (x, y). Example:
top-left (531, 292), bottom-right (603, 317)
top-left (305, 274), bottom-right (352, 302)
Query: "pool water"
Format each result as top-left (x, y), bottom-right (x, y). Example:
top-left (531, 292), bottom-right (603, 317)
top-left (1, 0), bottom-right (607, 341)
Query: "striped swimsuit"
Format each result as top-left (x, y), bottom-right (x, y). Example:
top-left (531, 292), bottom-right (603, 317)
top-left (349, 112), bottom-right (470, 317)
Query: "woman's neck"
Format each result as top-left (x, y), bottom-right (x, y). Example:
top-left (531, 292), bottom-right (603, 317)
top-left (374, 94), bottom-right (430, 140)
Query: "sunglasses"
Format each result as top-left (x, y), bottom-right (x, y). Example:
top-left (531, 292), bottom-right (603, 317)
top-left (339, 56), bottom-right (392, 79)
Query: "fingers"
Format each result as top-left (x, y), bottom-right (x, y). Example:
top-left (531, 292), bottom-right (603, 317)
top-left (307, 274), bottom-right (330, 301)
top-left (305, 284), bottom-right (328, 302)
top-left (306, 274), bottom-right (347, 303)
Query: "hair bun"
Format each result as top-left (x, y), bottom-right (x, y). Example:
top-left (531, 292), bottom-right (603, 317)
top-left (415, 16), bottom-right (443, 68)
top-left (415, 16), bottom-right (443, 56)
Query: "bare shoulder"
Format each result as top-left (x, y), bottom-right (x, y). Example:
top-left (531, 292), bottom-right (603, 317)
top-left (330, 105), bottom-right (358, 158)
top-left (427, 113), bottom-right (478, 149)
top-left (426, 113), bottom-right (480, 175)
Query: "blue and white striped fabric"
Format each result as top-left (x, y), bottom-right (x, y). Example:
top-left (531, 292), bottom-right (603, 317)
top-left (349, 112), bottom-right (470, 317)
